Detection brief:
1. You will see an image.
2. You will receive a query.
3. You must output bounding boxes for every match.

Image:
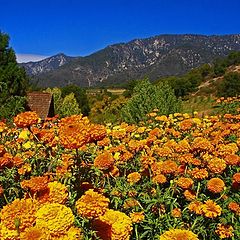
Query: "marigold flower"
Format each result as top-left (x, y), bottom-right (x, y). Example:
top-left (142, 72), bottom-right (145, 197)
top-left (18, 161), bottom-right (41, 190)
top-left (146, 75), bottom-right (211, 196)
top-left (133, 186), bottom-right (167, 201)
top-left (48, 181), bottom-right (68, 204)
top-left (123, 199), bottom-right (139, 209)
top-left (225, 154), bottom-right (240, 166)
top-left (95, 209), bottom-right (132, 240)
top-left (215, 224), bottom-right (234, 239)
top-left (152, 174), bottom-right (167, 184)
top-left (189, 168), bottom-right (208, 180)
top-left (171, 208), bottom-right (182, 218)
top-left (130, 212), bottom-right (145, 223)
top-left (201, 200), bottom-right (222, 218)
top-left (207, 178), bottom-right (225, 193)
top-left (75, 189), bottom-right (109, 219)
top-left (35, 203), bottom-right (74, 237)
top-left (208, 158), bottom-right (226, 174)
top-left (94, 151), bottom-right (114, 170)
top-left (233, 172), bottom-right (240, 183)
top-left (177, 177), bottom-right (194, 189)
top-left (1, 198), bottom-right (39, 232)
top-left (0, 223), bottom-right (19, 240)
top-left (228, 202), bottom-right (240, 215)
top-left (159, 229), bottom-right (199, 240)
top-left (14, 111), bottom-right (39, 128)
top-left (62, 226), bottom-right (84, 240)
top-left (21, 176), bottom-right (49, 193)
top-left (59, 115), bottom-right (91, 149)
top-left (184, 190), bottom-right (196, 201)
top-left (127, 172), bottom-right (141, 184)
top-left (160, 160), bottom-right (178, 175)
top-left (20, 226), bottom-right (50, 240)
top-left (188, 201), bottom-right (203, 215)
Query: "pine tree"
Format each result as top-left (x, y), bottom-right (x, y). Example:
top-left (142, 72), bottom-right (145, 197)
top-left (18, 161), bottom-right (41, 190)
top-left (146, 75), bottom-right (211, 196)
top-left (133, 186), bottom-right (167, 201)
top-left (0, 31), bottom-right (28, 119)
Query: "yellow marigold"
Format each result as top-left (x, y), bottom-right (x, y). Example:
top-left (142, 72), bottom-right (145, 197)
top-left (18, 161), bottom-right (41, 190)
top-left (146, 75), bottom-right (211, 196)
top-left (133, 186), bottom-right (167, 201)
top-left (159, 229), bottom-right (199, 240)
top-left (18, 163), bottom-right (32, 175)
top-left (188, 201), bottom-right (203, 215)
top-left (130, 212), bottom-right (145, 223)
top-left (215, 224), bottom-right (234, 239)
top-left (208, 158), bottom-right (226, 174)
top-left (14, 111), bottom-right (39, 128)
top-left (20, 226), bottom-right (50, 240)
top-left (207, 178), bottom-right (225, 193)
top-left (152, 174), bottom-right (167, 184)
top-left (127, 172), bottom-right (141, 184)
top-left (0, 223), bottom-right (19, 240)
top-left (1, 198), bottom-right (39, 232)
top-left (95, 209), bottom-right (132, 240)
top-left (201, 200), bottom-right (222, 218)
top-left (94, 151), bottom-right (115, 170)
top-left (58, 226), bottom-right (83, 240)
top-left (48, 181), bottom-right (68, 204)
top-left (189, 168), bottom-right (209, 180)
top-left (35, 203), bottom-right (74, 237)
top-left (75, 189), bottom-right (109, 219)
top-left (177, 177), bottom-right (194, 189)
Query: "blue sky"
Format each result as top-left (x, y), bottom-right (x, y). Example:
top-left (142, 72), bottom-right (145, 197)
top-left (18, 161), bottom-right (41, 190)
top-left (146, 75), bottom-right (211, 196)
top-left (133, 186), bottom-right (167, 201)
top-left (1, 0), bottom-right (240, 62)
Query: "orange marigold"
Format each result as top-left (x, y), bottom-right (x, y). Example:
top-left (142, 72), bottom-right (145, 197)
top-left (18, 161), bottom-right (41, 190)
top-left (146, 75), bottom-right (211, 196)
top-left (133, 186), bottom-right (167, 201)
top-left (75, 189), bottom-right (109, 219)
top-left (152, 174), bottom-right (167, 184)
top-left (201, 200), bottom-right (222, 218)
top-left (127, 172), bottom-right (141, 184)
top-left (184, 190), bottom-right (196, 201)
top-left (233, 172), bottom-right (240, 183)
top-left (228, 202), bottom-right (240, 215)
top-left (171, 208), bottom-right (182, 218)
top-left (21, 176), bottom-right (49, 193)
top-left (188, 201), bottom-right (203, 215)
top-left (215, 224), bottom-right (234, 239)
top-left (130, 212), bottom-right (145, 223)
top-left (94, 151), bottom-right (114, 170)
top-left (160, 160), bottom-right (178, 175)
top-left (207, 178), bottom-right (225, 193)
top-left (14, 111), bottom-right (39, 128)
top-left (47, 181), bottom-right (68, 204)
top-left (177, 177), bottom-right (194, 189)
top-left (225, 154), bottom-right (240, 166)
top-left (20, 226), bottom-right (50, 240)
top-left (1, 198), bottom-right (39, 232)
top-left (208, 158), bottom-right (226, 174)
top-left (189, 168), bottom-right (209, 180)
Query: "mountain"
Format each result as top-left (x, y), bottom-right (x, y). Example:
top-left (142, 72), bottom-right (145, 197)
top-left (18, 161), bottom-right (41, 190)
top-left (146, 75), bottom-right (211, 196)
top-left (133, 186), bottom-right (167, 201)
top-left (22, 34), bottom-right (240, 87)
top-left (21, 53), bottom-right (77, 75)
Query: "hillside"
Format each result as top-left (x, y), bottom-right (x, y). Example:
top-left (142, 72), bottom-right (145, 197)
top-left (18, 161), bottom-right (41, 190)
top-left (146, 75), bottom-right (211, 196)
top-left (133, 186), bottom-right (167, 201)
top-left (22, 34), bottom-right (240, 88)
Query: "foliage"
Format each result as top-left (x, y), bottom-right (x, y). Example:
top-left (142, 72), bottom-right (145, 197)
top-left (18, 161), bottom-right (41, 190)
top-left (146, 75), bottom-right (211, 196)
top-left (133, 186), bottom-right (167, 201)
top-left (0, 110), bottom-right (239, 239)
top-left (45, 87), bottom-right (81, 117)
top-left (0, 31), bottom-right (28, 120)
top-left (217, 72), bottom-right (240, 97)
top-left (61, 85), bottom-right (90, 116)
top-left (121, 79), bottom-right (181, 123)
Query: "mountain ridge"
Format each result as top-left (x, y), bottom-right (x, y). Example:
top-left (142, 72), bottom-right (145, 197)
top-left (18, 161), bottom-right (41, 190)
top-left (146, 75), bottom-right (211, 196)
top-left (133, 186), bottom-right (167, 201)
top-left (21, 34), bottom-right (240, 87)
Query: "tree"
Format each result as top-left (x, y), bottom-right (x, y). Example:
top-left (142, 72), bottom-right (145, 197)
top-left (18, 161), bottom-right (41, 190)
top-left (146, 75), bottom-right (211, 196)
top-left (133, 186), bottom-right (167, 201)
top-left (45, 87), bottom-right (81, 117)
top-left (0, 31), bottom-right (28, 119)
top-left (121, 79), bottom-right (181, 123)
top-left (217, 72), bottom-right (240, 97)
top-left (61, 85), bottom-right (90, 115)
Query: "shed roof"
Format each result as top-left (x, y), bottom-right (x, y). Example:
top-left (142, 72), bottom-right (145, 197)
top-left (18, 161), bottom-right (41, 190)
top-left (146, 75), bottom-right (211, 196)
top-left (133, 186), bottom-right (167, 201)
top-left (27, 92), bottom-right (54, 119)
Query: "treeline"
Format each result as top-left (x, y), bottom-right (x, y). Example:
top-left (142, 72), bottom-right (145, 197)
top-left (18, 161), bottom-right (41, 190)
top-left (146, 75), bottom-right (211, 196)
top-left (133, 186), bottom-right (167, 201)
top-left (157, 51), bottom-right (240, 98)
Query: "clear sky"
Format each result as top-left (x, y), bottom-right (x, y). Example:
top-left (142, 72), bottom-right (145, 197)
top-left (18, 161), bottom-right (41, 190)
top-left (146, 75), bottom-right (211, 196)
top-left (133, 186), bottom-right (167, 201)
top-left (1, 0), bottom-right (240, 62)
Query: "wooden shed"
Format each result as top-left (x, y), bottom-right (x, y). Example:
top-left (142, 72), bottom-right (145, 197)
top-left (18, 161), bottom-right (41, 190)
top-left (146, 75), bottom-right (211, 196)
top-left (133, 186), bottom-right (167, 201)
top-left (26, 92), bottom-right (55, 119)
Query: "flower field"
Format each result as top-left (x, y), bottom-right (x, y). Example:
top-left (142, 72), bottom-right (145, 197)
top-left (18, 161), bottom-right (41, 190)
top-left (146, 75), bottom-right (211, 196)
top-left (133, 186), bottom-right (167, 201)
top-left (0, 108), bottom-right (239, 239)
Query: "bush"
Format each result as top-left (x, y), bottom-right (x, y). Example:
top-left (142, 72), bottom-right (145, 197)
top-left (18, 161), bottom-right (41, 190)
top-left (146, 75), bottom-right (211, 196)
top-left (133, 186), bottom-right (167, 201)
top-left (121, 79), bottom-right (181, 123)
